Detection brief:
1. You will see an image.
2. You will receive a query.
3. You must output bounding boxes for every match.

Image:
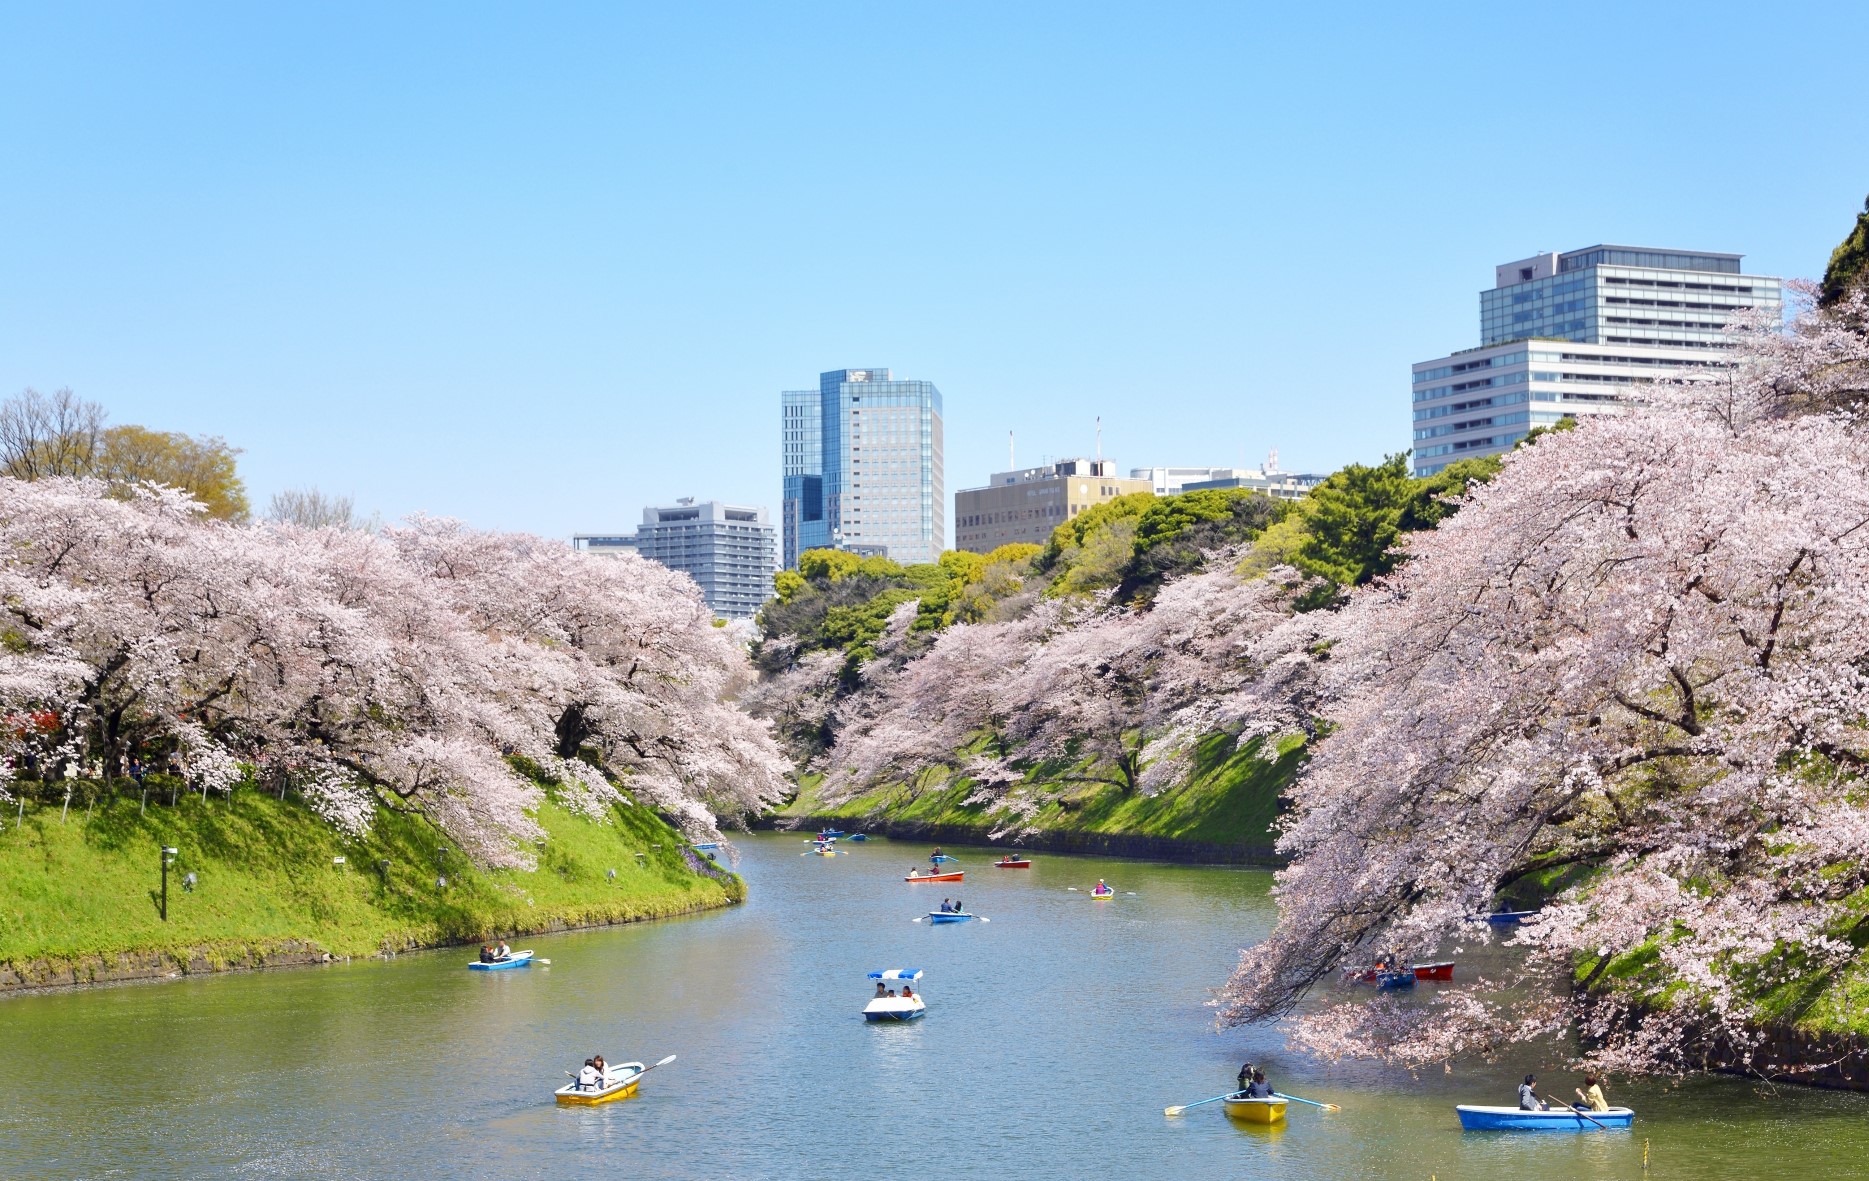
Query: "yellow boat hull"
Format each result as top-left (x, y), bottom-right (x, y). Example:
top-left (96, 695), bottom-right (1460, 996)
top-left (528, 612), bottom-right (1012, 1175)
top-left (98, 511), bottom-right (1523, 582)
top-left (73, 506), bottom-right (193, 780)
top-left (555, 1078), bottom-right (640, 1105)
top-left (1222, 1096), bottom-right (1288, 1123)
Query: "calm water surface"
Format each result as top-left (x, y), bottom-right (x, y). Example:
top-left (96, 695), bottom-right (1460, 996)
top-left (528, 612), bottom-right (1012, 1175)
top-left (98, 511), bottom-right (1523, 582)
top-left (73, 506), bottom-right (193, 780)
top-left (5, 833), bottom-right (1866, 1179)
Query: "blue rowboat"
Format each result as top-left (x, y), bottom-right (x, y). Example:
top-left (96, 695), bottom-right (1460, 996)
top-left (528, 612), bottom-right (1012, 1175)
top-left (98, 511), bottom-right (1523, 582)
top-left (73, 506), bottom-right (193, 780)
top-left (848, 834), bottom-right (869, 841)
top-left (1485, 910), bottom-right (1539, 925)
top-left (927, 911), bottom-right (975, 924)
top-left (930, 854), bottom-right (958, 864)
top-left (1376, 969), bottom-right (1416, 990)
top-left (1456, 1105), bottom-right (1634, 1131)
top-left (468, 950), bottom-right (534, 971)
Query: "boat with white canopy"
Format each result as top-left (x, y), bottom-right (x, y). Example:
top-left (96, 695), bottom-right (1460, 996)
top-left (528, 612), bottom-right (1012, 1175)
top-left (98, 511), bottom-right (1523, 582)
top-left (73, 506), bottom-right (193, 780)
top-left (863, 969), bottom-right (926, 1022)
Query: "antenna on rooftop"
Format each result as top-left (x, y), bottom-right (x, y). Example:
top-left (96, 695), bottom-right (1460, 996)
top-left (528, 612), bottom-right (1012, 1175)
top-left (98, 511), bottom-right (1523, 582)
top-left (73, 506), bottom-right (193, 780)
top-left (1095, 416), bottom-right (1102, 462)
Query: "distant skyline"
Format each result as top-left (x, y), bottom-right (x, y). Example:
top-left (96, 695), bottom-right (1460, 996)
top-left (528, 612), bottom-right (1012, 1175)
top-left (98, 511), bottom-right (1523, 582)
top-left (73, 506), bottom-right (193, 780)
top-left (3, 2), bottom-right (1865, 543)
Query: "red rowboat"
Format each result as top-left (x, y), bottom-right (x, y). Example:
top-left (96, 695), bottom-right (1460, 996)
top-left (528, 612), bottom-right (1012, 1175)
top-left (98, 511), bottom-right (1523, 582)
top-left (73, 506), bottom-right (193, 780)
top-left (992, 859), bottom-right (1032, 869)
top-left (1412, 962), bottom-right (1454, 982)
top-left (905, 871), bottom-right (964, 882)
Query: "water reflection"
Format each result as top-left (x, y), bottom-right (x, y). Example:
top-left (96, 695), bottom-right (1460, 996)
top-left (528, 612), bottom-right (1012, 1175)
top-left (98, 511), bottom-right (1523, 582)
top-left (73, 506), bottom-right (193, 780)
top-left (3, 834), bottom-right (1868, 1180)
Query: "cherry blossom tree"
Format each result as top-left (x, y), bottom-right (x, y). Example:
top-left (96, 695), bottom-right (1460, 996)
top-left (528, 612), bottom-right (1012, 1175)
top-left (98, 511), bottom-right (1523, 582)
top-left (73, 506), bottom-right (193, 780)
top-left (1221, 288), bottom-right (1869, 1078)
top-left (0, 479), bottom-right (787, 864)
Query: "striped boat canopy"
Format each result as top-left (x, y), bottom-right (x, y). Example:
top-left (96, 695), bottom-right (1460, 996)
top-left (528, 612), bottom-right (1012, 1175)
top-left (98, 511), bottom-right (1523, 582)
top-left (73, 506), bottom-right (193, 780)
top-left (867, 969), bottom-right (924, 981)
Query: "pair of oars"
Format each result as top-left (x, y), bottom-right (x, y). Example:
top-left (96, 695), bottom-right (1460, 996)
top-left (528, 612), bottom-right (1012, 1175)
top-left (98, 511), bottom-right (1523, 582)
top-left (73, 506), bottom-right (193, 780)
top-left (1164, 1090), bottom-right (1341, 1116)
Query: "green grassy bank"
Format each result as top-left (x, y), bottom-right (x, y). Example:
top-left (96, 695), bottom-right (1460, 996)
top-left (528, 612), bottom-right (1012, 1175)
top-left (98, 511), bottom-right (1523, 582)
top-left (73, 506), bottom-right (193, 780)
top-left (0, 780), bottom-right (739, 989)
top-left (773, 734), bottom-right (1305, 863)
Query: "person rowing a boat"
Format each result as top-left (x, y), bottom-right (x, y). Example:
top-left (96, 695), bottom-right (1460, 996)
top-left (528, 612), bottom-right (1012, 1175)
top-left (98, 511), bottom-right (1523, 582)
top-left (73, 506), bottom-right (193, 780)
top-left (1518, 1074), bottom-right (1548, 1111)
top-left (577, 1058), bottom-right (601, 1091)
top-left (1243, 1070), bottom-right (1274, 1098)
top-left (930, 847), bottom-right (944, 864)
top-left (494, 939), bottom-right (511, 962)
top-left (1574, 1075), bottom-right (1609, 1113)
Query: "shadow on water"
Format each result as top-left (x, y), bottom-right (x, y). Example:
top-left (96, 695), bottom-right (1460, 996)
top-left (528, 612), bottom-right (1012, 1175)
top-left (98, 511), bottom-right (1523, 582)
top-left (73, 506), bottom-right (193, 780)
top-left (3, 832), bottom-right (1868, 1180)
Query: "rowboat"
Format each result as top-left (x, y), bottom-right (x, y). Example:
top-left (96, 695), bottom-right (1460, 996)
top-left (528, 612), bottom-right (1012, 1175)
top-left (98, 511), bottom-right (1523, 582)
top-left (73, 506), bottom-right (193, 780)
top-left (906, 870), bottom-right (963, 882)
top-left (864, 969), bottom-right (926, 1021)
top-left (1412, 961), bottom-right (1454, 981)
top-left (1455, 1105), bottom-right (1635, 1131)
top-left (993, 858), bottom-right (1032, 869)
top-left (468, 950), bottom-right (534, 971)
top-left (930, 854), bottom-right (958, 864)
top-left (1485, 910), bottom-right (1539, 925)
top-left (811, 848), bottom-right (838, 857)
top-left (848, 834), bottom-right (869, 841)
top-left (1222, 1094), bottom-right (1288, 1123)
top-left (1089, 889), bottom-right (1114, 899)
top-left (927, 911), bottom-right (975, 924)
top-left (1376, 969), bottom-right (1415, 989)
top-left (554, 1061), bottom-right (646, 1106)
top-left (817, 830), bottom-right (846, 840)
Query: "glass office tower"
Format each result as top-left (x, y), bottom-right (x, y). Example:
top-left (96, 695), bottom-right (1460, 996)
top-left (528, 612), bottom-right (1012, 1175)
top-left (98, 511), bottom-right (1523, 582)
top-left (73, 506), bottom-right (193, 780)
top-left (780, 368), bottom-right (945, 568)
top-left (1412, 245), bottom-right (1781, 475)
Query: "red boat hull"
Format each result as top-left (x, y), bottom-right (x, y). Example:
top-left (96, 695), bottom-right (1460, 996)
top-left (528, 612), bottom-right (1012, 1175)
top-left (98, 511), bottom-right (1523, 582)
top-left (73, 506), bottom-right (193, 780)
top-left (905, 871), bottom-right (964, 882)
top-left (993, 860), bottom-right (1032, 869)
top-left (1412, 962), bottom-right (1454, 981)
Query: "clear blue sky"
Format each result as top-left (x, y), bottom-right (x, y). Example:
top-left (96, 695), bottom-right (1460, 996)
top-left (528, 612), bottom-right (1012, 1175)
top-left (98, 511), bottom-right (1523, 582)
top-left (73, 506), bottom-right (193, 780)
top-left (3, 2), bottom-right (1864, 540)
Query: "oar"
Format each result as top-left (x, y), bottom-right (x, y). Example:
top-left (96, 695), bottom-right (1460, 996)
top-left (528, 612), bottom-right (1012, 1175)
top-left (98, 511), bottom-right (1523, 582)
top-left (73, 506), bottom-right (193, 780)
top-left (1541, 1093), bottom-right (1608, 1130)
top-left (1273, 1091), bottom-right (1341, 1112)
top-left (1164, 1091), bottom-right (1238, 1116)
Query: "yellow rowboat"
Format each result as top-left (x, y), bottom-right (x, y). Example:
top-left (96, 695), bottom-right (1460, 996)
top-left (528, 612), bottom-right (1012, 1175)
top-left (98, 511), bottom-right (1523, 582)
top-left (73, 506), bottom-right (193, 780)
top-left (1222, 1094), bottom-right (1288, 1123)
top-left (555, 1062), bottom-right (646, 1106)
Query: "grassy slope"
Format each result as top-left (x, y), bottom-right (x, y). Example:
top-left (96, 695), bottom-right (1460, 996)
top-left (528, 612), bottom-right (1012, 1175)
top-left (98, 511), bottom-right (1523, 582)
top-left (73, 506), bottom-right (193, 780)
top-left (778, 733), bottom-right (1305, 852)
top-left (0, 783), bottom-right (738, 968)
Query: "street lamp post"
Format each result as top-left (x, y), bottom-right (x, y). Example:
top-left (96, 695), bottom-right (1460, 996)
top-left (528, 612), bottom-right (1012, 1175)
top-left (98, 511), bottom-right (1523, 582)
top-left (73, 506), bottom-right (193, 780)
top-left (160, 846), bottom-right (178, 921)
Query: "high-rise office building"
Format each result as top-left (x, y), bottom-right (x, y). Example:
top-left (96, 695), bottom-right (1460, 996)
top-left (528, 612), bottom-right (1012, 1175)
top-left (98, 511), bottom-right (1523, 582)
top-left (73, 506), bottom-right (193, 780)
top-left (780, 368), bottom-right (944, 568)
top-left (955, 459), bottom-right (1150, 553)
top-left (574, 499), bottom-right (775, 620)
top-left (1412, 245), bottom-right (1782, 475)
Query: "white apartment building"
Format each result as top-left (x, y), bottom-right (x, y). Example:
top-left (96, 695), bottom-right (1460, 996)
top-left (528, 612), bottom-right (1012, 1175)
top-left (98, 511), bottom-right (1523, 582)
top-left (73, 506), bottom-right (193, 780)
top-left (574, 499), bottom-right (775, 620)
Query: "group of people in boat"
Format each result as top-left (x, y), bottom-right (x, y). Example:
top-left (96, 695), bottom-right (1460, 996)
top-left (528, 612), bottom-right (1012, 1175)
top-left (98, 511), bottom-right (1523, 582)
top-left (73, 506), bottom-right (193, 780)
top-left (1234, 1062), bottom-right (1274, 1098)
top-left (1516, 1072), bottom-right (1610, 1112)
top-left (477, 940), bottom-right (512, 963)
top-left (573, 1054), bottom-right (626, 1091)
top-left (937, 897), bottom-right (965, 913)
top-left (873, 981), bottom-right (915, 999)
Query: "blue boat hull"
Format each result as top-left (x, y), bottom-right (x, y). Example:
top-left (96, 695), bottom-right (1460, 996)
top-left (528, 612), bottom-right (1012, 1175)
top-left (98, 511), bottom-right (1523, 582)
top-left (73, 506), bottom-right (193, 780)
top-left (1456, 1105), bottom-right (1634, 1131)
top-left (927, 912), bottom-right (975, 924)
top-left (864, 1009), bottom-right (925, 1022)
top-left (468, 952), bottom-right (533, 971)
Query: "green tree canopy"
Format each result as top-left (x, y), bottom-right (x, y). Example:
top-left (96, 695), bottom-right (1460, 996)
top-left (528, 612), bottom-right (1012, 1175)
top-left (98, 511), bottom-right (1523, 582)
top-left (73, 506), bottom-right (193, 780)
top-left (1821, 194), bottom-right (1869, 309)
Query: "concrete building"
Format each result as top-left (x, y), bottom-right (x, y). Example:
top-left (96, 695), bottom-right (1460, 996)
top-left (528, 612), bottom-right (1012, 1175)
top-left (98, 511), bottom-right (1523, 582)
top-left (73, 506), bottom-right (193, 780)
top-left (1413, 245), bottom-right (1782, 475)
top-left (574, 499), bottom-right (775, 620)
top-left (1180, 469), bottom-right (1326, 500)
top-left (781, 368), bottom-right (944, 568)
top-left (954, 458), bottom-right (1149, 553)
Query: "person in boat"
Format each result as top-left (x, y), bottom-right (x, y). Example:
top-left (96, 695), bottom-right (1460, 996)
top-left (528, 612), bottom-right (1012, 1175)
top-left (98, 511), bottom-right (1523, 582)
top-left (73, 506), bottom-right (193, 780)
top-left (1518, 1074), bottom-right (1548, 1111)
top-left (578, 1058), bottom-right (600, 1091)
top-left (1574, 1075), bottom-right (1609, 1112)
top-left (1236, 1062), bottom-right (1254, 1094)
top-left (952, 897), bottom-right (962, 912)
top-left (593, 1054), bottom-right (613, 1085)
top-left (932, 847), bottom-right (943, 861)
top-left (495, 940), bottom-right (511, 961)
top-left (909, 866), bottom-right (921, 878)
top-left (939, 898), bottom-right (951, 912)
top-left (1244, 1070), bottom-right (1274, 1099)
top-left (876, 981), bottom-right (888, 997)
top-left (1094, 879), bottom-right (1111, 895)
top-left (901, 984), bottom-right (913, 998)
top-left (479, 945), bottom-right (492, 963)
